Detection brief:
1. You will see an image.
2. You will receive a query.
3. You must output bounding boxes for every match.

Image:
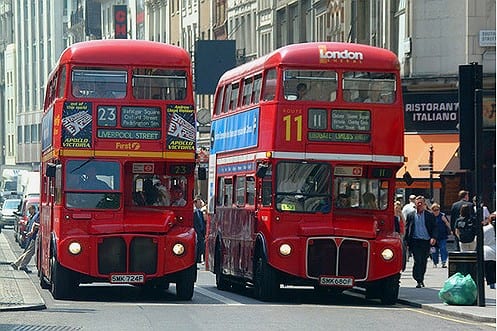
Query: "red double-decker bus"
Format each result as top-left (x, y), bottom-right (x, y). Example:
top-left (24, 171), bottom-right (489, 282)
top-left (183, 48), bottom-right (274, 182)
top-left (39, 40), bottom-right (199, 300)
top-left (207, 42), bottom-right (404, 304)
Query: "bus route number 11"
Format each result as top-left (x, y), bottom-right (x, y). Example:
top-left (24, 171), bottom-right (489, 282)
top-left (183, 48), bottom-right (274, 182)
top-left (283, 114), bottom-right (302, 142)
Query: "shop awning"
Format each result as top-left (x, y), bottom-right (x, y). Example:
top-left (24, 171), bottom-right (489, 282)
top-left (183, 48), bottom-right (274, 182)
top-left (396, 134), bottom-right (460, 187)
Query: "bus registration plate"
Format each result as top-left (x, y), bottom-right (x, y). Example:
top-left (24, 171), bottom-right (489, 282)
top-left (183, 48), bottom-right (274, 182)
top-left (319, 276), bottom-right (354, 287)
top-left (110, 274), bottom-right (145, 284)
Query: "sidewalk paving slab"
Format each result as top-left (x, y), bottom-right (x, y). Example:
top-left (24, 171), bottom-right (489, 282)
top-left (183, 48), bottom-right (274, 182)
top-left (0, 231), bottom-right (45, 311)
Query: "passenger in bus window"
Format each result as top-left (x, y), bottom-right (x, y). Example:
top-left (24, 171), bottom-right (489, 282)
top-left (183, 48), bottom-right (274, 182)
top-left (354, 89), bottom-right (369, 102)
top-left (343, 89), bottom-right (353, 102)
top-left (171, 185), bottom-right (187, 206)
top-left (155, 180), bottom-right (170, 206)
top-left (296, 83), bottom-right (308, 100)
top-left (362, 192), bottom-right (378, 209)
top-left (73, 81), bottom-right (90, 98)
top-left (364, 90), bottom-right (381, 103)
top-left (337, 194), bottom-right (351, 208)
top-left (380, 92), bottom-right (393, 103)
top-left (142, 179), bottom-right (160, 206)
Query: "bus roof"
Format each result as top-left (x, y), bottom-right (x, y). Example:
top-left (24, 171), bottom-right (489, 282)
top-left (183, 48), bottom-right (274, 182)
top-left (56, 39), bottom-right (191, 68)
top-left (218, 42), bottom-right (400, 84)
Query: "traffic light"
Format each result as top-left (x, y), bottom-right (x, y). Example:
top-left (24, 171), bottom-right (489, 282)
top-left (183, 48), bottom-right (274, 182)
top-left (458, 63), bottom-right (482, 170)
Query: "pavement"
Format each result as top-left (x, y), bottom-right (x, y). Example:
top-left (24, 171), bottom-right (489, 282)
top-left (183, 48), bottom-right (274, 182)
top-left (0, 231), bottom-right (495, 323)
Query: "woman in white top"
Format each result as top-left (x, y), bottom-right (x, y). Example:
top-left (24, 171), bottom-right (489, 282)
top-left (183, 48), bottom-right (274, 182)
top-left (483, 212), bottom-right (496, 289)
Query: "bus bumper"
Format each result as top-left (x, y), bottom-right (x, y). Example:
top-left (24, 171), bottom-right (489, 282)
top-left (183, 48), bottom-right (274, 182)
top-left (56, 226), bottom-right (196, 282)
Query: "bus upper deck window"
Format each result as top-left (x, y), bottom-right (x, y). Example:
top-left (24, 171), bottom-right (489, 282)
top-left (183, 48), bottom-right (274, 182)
top-left (283, 70), bottom-right (337, 102)
top-left (72, 69), bottom-right (127, 99)
top-left (132, 68), bottom-right (187, 100)
top-left (343, 72), bottom-right (396, 104)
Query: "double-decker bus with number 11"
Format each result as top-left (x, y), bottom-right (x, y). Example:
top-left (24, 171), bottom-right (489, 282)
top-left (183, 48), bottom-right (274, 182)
top-left (207, 42), bottom-right (404, 304)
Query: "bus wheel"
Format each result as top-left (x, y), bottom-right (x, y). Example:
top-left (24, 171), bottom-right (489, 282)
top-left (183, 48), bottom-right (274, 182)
top-left (254, 255), bottom-right (279, 301)
top-left (176, 264), bottom-right (196, 300)
top-left (215, 245), bottom-right (230, 291)
top-left (379, 274), bottom-right (400, 305)
top-left (50, 257), bottom-right (76, 300)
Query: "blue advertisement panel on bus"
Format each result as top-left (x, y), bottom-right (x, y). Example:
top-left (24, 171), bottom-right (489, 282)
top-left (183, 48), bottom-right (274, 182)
top-left (210, 108), bottom-right (260, 154)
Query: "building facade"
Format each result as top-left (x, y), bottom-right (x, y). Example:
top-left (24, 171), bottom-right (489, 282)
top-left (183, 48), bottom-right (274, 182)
top-left (0, 0), bottom-right (495, 208)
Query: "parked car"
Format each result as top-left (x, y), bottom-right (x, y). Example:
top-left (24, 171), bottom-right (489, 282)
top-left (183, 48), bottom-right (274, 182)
top-left (0, 198), bottom-right (22, 230)
top-left (13, 196), bottom-right (39, 248)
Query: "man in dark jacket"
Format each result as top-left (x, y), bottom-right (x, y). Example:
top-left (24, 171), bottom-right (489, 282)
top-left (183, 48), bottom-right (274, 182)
top-left (450, 190), bottom-right (473, 251)
top-left (404, 196), bottom-right (438, 288)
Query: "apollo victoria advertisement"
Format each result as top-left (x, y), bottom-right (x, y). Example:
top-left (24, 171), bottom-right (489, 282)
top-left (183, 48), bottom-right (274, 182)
top-left (62, 102), bottom-right (93, 148)
top-left (166, 104), bottom-right (196, 151)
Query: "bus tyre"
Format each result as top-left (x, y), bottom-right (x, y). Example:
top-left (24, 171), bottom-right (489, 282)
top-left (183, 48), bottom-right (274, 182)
top-left (254, 255), bottom-right (279, 301)
top-left (176, 264), bottom-right (196, 300)
top-left (215, 245), bottom-right (230, 291)
top-left (50, 257), bottom-right (76, 300)
top-left (379, 274), bottom-right (400, 305)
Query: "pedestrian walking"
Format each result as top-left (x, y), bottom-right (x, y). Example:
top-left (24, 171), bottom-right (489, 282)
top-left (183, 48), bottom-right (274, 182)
top-left (450, 190), bottom-right (473, 251)
top-left (11, 205), bottom-right (39, 273)
top-left (402, 194), bottom-right (416, 221)
top-left (430, 203), bottom-right (451, 268)
top-left (404, 196), bottom-right (438, 288)
top-left (193, 196), bottom-right (206, 264)
top-left (483, 212), bottom-right (496, 289)
top-left (473, 196), bottom-right (490, 222)
top-left (455, 204), bottom-right (477, 251)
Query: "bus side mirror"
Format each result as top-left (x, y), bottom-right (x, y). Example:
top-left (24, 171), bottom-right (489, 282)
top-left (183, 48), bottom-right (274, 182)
top-left (198, 167), bottom-right (207, 180)
top-left (256, 165), bottom-right (268, 178)
top-left (46, 163), bottom-right (57, 178)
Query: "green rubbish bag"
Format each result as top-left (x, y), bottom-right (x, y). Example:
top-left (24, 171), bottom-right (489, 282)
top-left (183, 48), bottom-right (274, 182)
top-left (438, 272), bottom-right (477, 305)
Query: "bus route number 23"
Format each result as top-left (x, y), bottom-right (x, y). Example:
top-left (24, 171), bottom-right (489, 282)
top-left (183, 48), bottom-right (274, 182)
top-left (283, 114), bottom-right (302, 142)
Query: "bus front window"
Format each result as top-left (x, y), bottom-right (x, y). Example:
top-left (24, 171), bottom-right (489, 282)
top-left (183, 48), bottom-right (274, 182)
top-left (334, 177), bottom-right (389, 210)
top-left (65, 160), bottom-right (120, 209)
top-left (275, 162), bottom-right (331, 213)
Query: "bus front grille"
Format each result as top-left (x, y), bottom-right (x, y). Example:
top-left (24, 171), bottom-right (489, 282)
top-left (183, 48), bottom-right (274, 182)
top-left (130, 237), bottom-right (157, 274)
top-left (98, 237), bottom-right (126, 274)
top-left (98, 237), bottom-right (158, 275)
top-left (307, 238), bottom-right (368, 280)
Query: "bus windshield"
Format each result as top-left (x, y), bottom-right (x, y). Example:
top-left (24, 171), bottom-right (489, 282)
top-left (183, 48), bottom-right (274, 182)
top-left (275, 162), bottom-right (331, 213)
top-left (283, 70), bottom-right (337, 102)
top-left (65, 160), bottom-right (120, 210)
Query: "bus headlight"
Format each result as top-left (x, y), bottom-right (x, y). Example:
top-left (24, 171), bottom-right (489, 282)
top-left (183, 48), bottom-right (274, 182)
top-left (381, 248), bottom-right (394, 261)
top-left (172, 243), bottom-right (185, 256)
top-left (279, 243), bottom-right (292, 256)
top-left (68, 242), bottom-right (82, 255)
